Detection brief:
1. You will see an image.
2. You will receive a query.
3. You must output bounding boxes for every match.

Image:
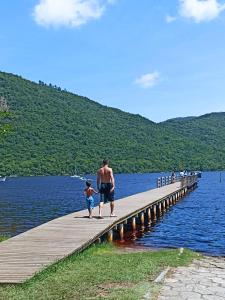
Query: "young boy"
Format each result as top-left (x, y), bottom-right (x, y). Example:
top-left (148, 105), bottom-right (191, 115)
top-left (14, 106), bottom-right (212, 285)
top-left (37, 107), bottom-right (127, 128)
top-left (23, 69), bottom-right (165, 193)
top-left (84, 181), bottom-right (98, 219)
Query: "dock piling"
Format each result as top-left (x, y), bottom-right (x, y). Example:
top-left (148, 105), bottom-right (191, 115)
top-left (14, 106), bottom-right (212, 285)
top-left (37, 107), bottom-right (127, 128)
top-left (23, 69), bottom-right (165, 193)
top-left (107, 230), bottom-right (113, 243)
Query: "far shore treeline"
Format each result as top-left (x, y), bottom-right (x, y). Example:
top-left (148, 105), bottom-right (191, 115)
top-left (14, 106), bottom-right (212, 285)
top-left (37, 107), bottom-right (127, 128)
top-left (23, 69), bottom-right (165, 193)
top-left (0, 71), bottom-right (225, 176)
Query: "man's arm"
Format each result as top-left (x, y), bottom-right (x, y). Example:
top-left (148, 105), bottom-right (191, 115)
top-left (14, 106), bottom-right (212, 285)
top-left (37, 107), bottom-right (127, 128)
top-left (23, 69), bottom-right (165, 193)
top-left (97, 170), bottom-right (101, 191)
top-left (110, 169), bottom-right (115, 192)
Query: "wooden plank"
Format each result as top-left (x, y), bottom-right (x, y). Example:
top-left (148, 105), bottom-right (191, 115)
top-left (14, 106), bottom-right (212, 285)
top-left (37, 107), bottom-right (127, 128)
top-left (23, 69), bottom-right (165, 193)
top-left (0, 181), bottom-right (192, 283)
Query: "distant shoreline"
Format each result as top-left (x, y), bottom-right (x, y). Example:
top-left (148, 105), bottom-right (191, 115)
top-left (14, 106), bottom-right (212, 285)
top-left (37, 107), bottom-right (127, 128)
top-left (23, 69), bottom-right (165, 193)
top-left (5, 169), bottom-right (225, 178)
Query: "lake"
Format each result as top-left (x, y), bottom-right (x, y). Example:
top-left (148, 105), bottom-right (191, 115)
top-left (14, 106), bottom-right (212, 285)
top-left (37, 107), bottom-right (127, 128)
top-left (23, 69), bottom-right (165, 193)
top-left (0, 171), bottom-right (224, 256)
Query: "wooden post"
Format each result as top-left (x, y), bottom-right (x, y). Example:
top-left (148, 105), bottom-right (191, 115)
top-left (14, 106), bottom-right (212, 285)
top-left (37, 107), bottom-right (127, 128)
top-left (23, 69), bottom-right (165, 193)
top-left (132, 217), bottom-right (136, 231)
top-left (173, 195), bottom-right (176, 205)
top-left (158, 202), bottom-right (162, 216)
top-left (95, 237), bottom-right (101, 244)
top-left (162, 200), bottom-right (166, 213)
top-left (166, 198), bottom-right (170, 208)
top-left (164, 199), bottom-right (167, 211)
top-left (153, 205), bottom-right (157, 222)
top-left (169, 197), bottom-right (173, 206)
top-left (107, 230), bottom-right (113, 243)
top-left (140, 212), bottom-right (145, 226)
top-left (140, 212), bottom-right (145, 232)
top-left (119, 224), bottom-right (124, 241)
top-left (147, 208), bottom-right (151, 226)
top-left (165, 199), bottom-right (168, 210)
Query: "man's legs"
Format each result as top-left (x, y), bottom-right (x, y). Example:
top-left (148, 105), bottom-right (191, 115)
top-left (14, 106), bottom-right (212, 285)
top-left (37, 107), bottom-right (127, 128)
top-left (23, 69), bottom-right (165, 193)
top-left (110, 201), bottom-right (115, 216)
top-left (109, 185), bottom-right (116, 217)
top-left (99, 201), bottom-right (104, 218)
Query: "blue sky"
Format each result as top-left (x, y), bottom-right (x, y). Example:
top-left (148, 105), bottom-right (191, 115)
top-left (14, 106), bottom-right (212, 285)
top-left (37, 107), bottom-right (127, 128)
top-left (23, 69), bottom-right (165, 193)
top-left (1, 0), bottom-right (225, 122)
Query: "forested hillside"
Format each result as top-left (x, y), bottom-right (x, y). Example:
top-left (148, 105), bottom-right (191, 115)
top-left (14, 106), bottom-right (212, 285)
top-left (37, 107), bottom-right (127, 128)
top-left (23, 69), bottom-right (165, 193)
top-left (0, 71), bottom-right (224, 175)
top-left (161, 113), bottom-right (225, 170)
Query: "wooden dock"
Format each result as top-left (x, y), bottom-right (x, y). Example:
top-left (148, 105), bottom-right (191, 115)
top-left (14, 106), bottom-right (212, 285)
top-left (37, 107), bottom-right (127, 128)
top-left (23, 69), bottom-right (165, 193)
top-left (0, 176), bottom-right (197, 283)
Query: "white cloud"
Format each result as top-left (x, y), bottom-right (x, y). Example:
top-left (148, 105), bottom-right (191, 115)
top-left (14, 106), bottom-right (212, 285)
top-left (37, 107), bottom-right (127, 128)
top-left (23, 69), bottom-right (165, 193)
top-left (165, 14), bottom-right (177, 23)
top-left (33, 0), bottom-right (114, 28)
top-left (135, 72), bottom-right (160, 89)
top-left (179, 0), bottom-right (225, 22)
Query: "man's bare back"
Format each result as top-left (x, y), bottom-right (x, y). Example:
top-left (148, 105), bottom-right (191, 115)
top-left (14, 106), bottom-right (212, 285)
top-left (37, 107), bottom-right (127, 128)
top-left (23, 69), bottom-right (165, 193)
top-left (98, 166), bottom-right (113, 184)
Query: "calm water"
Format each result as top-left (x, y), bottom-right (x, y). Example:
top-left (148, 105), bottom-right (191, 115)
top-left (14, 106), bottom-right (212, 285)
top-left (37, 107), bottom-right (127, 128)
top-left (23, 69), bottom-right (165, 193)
top-left (136, 171), bottom-right (225, 256)
top-left (0, 172), bottom-right (225, 256)
top-left (0, 173), bottom-right (160, 236)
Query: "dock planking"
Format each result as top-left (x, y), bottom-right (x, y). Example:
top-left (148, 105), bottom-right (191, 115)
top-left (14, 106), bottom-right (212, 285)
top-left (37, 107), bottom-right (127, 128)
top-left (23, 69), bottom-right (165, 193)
top-left (0, 180), bottom-right (195, 283)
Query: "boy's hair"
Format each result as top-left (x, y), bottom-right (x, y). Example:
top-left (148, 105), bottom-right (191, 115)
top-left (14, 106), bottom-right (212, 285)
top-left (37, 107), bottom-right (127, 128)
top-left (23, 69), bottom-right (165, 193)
top-left (103, 159), bottom-right (109, 166)
top-left (86, 181), bottom-right (91, 187)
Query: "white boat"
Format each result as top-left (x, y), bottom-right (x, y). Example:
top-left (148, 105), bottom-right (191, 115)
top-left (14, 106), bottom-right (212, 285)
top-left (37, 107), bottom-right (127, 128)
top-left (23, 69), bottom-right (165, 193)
top-left (71, 174), bottom-right (80, 178)
top-left (71, 167), bottom-right (80, 178)
top-left (0, 176), bottom-right (6, 182)
top-left (70, 167), bottom-right (92, 182)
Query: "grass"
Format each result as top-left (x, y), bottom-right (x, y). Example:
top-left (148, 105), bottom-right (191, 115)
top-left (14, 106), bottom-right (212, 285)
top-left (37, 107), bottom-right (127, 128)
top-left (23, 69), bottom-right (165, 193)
top-left (0, 236), bottom-right (9, 242)
top-left (0, 243), bottom-right (199, 300)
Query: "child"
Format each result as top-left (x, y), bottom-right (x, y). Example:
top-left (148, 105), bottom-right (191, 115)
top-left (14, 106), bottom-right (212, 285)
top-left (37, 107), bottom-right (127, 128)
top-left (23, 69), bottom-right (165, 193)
top-left (84, 181), bottom-right (98, 219)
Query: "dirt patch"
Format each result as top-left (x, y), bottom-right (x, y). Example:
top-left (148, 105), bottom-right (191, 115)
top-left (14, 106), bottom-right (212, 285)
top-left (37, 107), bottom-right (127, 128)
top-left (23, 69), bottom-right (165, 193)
top-left (115, 246), bottom-right (162, 254)
top-left (96, 282), bottom-right (135, 296)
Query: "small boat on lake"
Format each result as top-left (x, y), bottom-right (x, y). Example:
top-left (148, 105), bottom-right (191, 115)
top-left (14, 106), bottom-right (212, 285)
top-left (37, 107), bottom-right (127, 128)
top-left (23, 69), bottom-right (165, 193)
top-left (71, 174), bottom-right (80, 178)
top-left (0, 176), bottom-right (6, 182)
top-left (71, 167), bottom-right (80, 178)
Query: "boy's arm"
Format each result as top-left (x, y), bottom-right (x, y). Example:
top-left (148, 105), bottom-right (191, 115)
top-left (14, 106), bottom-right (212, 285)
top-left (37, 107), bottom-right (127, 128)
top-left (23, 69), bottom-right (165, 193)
top-left (93, 188), bottom-right (99, 194)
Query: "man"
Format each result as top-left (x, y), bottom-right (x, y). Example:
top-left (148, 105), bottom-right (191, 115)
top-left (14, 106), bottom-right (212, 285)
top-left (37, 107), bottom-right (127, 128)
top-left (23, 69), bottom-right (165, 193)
top-left (97, 159), bottom-right (115, 218)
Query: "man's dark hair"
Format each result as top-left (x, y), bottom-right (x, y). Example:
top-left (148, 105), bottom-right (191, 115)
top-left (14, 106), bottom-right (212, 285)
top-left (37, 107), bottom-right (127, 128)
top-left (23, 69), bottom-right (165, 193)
top-left (103, 159), bottom-right (109, 166)
top-left (86, 181), bottom-right (91, 187)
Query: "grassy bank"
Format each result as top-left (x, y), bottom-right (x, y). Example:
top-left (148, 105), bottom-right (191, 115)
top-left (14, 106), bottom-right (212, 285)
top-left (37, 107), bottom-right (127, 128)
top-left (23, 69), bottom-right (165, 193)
top-left (0, 236), bottom-right (9, 242)
top-left (0, 243), bottom-right (199, 300)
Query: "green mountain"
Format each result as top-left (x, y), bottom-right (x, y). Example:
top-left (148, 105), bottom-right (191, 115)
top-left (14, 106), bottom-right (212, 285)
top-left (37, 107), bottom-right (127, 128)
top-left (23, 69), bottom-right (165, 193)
top-left (0, 71), bottom-right (224, 175)
top-left (161, 113), bottom-right (225, 170)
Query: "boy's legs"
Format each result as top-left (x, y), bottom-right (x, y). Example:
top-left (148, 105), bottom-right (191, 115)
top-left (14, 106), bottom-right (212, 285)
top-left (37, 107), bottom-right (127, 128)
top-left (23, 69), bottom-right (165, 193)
top-left (87, 198), bottom-right (94, 218)
top-left (89, 208), bottom-right (93, 218)
top-left (89, 197), bottom-right (94, 218)
top-left (87, 203), bottom-right (92, 218)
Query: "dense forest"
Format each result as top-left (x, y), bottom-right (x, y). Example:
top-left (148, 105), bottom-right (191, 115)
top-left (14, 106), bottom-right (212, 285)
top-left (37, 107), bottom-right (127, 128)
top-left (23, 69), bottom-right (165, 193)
top-left (0, 71), bottom-right (224, 176)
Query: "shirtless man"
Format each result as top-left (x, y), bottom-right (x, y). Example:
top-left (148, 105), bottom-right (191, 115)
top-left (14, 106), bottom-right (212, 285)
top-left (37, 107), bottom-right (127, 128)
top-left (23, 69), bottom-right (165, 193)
top-left (97, 159), bottom-right (115, 218)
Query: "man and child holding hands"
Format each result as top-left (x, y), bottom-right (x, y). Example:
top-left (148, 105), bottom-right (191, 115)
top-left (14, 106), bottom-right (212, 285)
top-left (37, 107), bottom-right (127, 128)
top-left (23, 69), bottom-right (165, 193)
top-left (84, 159), bottom-right (116, 219)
